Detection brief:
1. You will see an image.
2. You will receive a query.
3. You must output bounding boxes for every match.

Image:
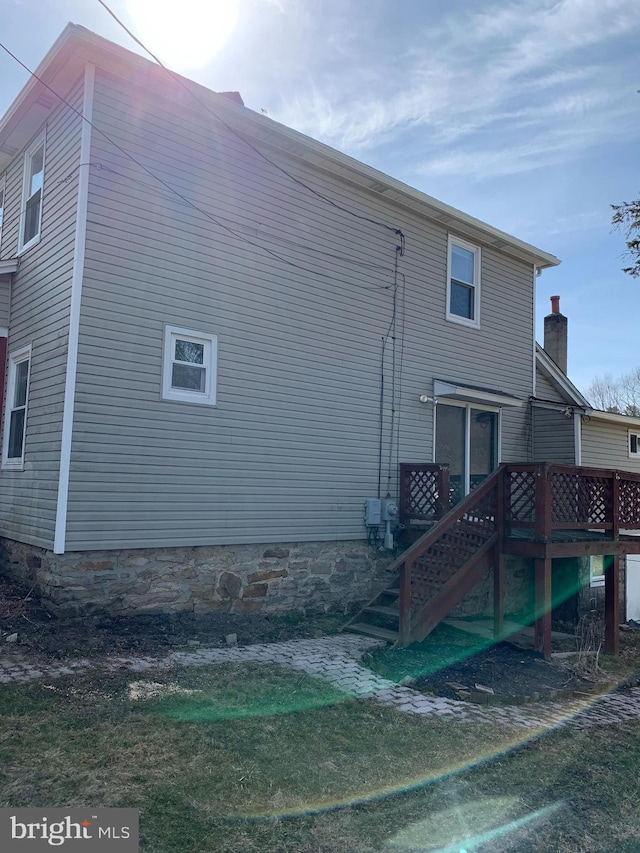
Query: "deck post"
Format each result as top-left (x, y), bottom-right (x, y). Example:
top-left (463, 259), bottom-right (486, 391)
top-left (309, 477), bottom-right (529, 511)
top-left (604, 555), bottom-right (620, 655)
top-left (493, 546), bottom-right (505, 641)
top-left (398, 560), bottom-right (412, 647)
top-left (534, 557), bottom-right (552, 659)
top-left (611, 472), bottom-right (620, 540)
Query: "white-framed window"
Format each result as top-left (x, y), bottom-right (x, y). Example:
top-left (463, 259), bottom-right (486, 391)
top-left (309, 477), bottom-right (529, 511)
top-left (629, 431), bottom-right (640, 457)
top-left (2, 344), bottom-right (32, 470)
top-left (18, 134), bottom-right (45, 253)
top-left (589, 555), bottom-right (606, 588)
top-left (446, 235), bottom-right (481, 328)
top-left (162, 325), bottom-right (217, 406)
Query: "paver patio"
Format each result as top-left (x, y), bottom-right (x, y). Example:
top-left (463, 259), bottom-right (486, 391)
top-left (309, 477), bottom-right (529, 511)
top-left (1, 633), bottom-right (639, 731)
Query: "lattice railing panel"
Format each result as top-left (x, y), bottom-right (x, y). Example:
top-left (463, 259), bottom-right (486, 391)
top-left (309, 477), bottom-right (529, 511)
top-left (619, 477), bottom-right (640, 526)
top-left (408, 484), bottom-right (497, 610)
top-left (407, 470), bottom-right (441, 520)
top-left (551, 473), bottom-right (610, 525)
top-left (507, 471), bottom-right (536, 523)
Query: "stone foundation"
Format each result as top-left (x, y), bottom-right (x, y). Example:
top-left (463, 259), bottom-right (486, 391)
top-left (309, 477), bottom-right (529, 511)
top-left (0, 538), bottom-right (394, 617)
top-left (449, 555), bottom-right (533, 621)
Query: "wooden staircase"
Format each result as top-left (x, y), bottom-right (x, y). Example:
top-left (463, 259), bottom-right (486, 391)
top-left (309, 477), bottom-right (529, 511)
top-left (345, 468), bottom-right (502, 646)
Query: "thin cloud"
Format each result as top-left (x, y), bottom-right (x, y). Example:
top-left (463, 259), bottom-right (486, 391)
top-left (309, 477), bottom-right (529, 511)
top-left (272, 0), bottom-right (640, 178)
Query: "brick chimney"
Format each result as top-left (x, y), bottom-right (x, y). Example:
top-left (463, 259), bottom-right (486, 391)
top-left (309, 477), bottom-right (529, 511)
top-left (544, 295), bottom-right (567, 374)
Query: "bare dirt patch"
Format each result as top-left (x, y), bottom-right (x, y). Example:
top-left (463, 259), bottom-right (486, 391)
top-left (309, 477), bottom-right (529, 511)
top-left (0, 575), bottom-right (345, 660)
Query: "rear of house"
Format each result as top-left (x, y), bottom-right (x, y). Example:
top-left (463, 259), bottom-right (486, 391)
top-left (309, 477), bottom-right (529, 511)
top-left (16, 26), bottom-right (640, 632)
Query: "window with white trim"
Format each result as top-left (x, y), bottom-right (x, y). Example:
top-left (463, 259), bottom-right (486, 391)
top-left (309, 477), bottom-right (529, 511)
top-left (589, 555), bottom-right (606, 588)
top-left (2, 344), bottom-right (31, 469)
top-left (19, 135), bottom-right (45, 253)
top-left (162, 326), bottom-right (217, 406)
top-left (629, 431), bottom-right (640, 457)
top-left (446, 235), bottom-right (481, 328)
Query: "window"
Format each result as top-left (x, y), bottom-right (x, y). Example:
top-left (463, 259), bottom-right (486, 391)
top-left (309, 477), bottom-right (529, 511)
top-left (446, 235), bottom-right (481, 328)
top-left (589, 555), bottom-right (606, 588)
top-left (162, 325), bottom-right (217, 406)
top-left (2, 344), bottom-right (31, 469)
top-left (630, 432), bottom-right (640, 457)
top-left (19, 135), bottom-right (45, 253)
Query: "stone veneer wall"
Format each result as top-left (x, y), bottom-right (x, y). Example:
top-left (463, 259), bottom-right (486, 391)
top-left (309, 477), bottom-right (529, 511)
top-left (449, 556), bottom-right (533, 622)
top-left (1, 538), bottom-right (394, 617)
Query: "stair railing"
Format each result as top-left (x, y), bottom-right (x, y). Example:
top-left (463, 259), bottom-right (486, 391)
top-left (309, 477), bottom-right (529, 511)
top-left (390, 466), bottom-right (503, 645)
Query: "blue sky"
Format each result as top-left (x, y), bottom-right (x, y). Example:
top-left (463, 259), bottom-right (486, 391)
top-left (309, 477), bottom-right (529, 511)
top-left (1, 0), bottom-right (638, 394)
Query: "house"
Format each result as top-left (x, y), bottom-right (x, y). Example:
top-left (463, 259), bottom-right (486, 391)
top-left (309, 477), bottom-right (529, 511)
top-left (1, 25), bottom-right (639, 655)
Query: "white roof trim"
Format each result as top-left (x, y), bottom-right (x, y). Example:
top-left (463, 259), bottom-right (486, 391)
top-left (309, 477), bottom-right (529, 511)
top-left (0, 260), bottom-right (18, 275)
top-left (434, 380), bottom-right (523, 408)
top-left (535, 344), bottom-right (590, 408)
top-left (585, 409), bottom-right (640, 429)
top-left (0, 24), bottom-right (560, 270)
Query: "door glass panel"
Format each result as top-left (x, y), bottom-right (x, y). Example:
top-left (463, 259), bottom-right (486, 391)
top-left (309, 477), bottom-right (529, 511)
top-left (469, 408), bottom-right (497, 490)
top-left (435, 404), bottom-right (465, 505)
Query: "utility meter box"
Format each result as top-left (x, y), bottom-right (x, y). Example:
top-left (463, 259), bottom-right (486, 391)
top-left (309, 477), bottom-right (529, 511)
top-left (381, 499), bottom-right (399, 522)
top-left (364, 498), bottom-right (382, 526)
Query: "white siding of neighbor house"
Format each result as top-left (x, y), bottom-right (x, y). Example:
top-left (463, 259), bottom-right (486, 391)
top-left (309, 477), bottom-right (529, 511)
top-left (0, 80), bottom-right (83, 548)
top-left (581, 418), bottom-right (640, 474)
top-left (65, 68), bottom-right (537, 551)
top-left (532, 406), bottom-right (576, 464)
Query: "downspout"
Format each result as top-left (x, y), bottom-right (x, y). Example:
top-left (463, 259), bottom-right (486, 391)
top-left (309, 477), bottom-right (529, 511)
top-left (54, 63), bottom-right (95, 554)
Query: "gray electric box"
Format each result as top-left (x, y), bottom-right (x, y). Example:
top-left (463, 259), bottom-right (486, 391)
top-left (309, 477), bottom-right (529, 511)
top-left (364, 498), bottom-right (382, 526)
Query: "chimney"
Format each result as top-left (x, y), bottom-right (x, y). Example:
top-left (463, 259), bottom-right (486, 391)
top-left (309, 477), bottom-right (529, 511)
top-left (544, 295), bottom-right (568, 374)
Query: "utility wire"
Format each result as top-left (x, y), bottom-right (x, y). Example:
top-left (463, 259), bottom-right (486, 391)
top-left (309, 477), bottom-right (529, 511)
top-left (96, 0), bottom-right (406, 243)
top-left (54, 160), bottom-right (398, 280)
top-left (0, 39), bottom-right (392, 287)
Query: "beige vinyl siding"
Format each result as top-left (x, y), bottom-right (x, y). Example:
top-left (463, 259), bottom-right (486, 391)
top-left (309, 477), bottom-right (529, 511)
top-left (0, 79), bottom-right (83, 548)
top-left (535, 366), bottom-right (571, 404)
top-left (0, 278), bottom-right (10, 325)
top-left (532, 406), bottom-right (576, 464)
top-left (66, 68), bottom-right (535, 550)
top-left (581, 418), bottom-right (640, 473)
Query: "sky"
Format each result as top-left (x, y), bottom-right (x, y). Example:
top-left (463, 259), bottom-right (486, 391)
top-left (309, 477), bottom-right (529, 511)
top-left (0, 0), bottom-right (638, 394)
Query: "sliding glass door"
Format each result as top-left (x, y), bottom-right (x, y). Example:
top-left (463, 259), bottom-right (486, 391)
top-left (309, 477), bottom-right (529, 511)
top-left (435, 402), bottom-right (499, 504)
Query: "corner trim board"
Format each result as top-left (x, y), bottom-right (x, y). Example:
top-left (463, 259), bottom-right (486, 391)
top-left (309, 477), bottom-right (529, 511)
top-left (53, 63), bottom-right (95, 555)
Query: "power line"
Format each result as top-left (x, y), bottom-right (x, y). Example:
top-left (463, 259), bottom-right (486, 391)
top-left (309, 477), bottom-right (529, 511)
top-left (0, 39), bottom-right (393, 287)
top-left (96, 0), bottom-right (406, 244)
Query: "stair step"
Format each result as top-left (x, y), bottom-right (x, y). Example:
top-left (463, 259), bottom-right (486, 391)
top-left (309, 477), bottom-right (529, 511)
top-left (344, 623), bottom-right (399, 642)
top-left (364, 605), bottom-right (399, 618)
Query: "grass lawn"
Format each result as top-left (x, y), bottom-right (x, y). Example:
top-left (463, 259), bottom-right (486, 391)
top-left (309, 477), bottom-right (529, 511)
top-left (1, 662), bottom-right (639, 852)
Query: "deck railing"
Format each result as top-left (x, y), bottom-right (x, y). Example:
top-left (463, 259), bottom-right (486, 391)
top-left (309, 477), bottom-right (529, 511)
top-left (393, 468), bottom-right (501, 645)
top-left (503, 463), bottom-right (640, 538)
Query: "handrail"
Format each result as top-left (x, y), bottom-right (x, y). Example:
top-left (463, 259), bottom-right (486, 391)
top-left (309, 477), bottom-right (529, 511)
top-left (395, 466), bottom-right (502, 644)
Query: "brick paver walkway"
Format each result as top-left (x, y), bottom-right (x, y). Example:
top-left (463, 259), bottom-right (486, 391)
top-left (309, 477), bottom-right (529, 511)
top-left (1, 633), bottom-right (639, 731)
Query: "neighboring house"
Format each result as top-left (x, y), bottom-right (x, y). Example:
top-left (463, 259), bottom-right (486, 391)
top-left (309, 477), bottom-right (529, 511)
top-left (0, 25), bottom-right (637, 648)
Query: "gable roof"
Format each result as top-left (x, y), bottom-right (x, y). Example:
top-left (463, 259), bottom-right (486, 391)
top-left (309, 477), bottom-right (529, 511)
top-left (0, 24), bottom-right (561, 272)
top-left (535, 343), bottom-right (640, 429)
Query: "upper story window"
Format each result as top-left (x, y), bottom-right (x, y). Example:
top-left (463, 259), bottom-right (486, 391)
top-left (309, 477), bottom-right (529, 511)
top-left (446, 235), bottom-right (481, 329)
top-left (19, 135), bottom-right (45, 253)
top-left (162, 325), bottom-right (217, 406)
top-left (629, 431), bottom-right (640, 457)
top-left (2, 344), bottom-right (32, 470)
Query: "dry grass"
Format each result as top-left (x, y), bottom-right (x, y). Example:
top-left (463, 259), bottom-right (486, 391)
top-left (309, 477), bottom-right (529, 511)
top-left (0, 661), bottom-right (639, 851)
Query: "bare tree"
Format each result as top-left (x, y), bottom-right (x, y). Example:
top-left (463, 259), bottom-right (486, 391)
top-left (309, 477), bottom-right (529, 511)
top-left (612, 197), bottom-right (640, 278)
top-left (587, 368), bottom-right (640, 416)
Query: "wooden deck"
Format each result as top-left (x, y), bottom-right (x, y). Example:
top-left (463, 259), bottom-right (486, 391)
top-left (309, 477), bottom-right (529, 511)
top-left (347, 463), bottom-right (640, 658)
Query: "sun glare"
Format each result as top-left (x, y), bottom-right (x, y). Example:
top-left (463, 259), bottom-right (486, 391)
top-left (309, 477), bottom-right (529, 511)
top-left (127, 0), bottom-right (239, 70)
